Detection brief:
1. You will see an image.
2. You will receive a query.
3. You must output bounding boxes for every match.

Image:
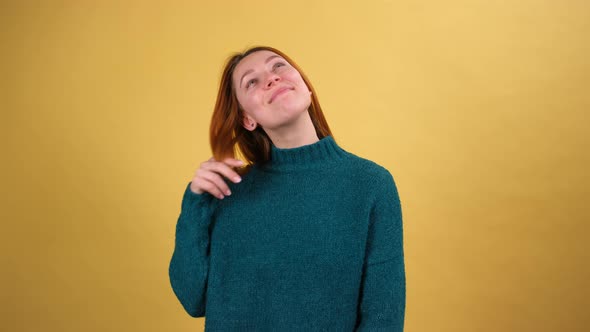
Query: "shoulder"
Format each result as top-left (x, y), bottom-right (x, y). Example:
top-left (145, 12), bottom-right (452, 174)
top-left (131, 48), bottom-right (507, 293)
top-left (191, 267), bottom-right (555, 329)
top-left (340, 153), bottom-right (403, 217)
top-left (338, 148), bottom-right (402, 203)
top-left (342, 150), bottom-right (396, 184)
top-left (336, 153), bottom-right (402, 222)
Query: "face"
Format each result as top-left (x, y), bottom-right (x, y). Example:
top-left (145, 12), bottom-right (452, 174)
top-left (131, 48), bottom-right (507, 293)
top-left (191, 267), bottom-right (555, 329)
top-left (232, 50), bottom-right (312, 132)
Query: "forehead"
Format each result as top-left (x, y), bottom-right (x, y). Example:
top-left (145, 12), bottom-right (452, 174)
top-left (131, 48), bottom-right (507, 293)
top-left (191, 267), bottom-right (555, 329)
top-left (233, 50), bottom-right (281, 78)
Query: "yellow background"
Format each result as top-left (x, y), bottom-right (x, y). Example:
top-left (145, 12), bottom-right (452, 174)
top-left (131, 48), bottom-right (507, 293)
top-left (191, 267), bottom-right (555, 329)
top-left (2, 1), bottom-right (588, 331)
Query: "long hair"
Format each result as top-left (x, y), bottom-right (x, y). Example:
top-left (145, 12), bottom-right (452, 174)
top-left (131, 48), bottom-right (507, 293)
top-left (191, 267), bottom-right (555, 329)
top-left (209, 46), bottom-right (333, 174)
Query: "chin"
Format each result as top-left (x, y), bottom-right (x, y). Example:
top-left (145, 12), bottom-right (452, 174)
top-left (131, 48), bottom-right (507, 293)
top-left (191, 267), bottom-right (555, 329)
top-left (279, 105), bottom-right (310, 118)
top-left (264, 107), bottom-right (311, 131)
top-left (283, 96), bottom-right (311, 113)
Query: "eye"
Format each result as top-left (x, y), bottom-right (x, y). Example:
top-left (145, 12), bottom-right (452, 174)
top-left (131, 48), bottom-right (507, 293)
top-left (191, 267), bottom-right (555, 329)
top-left (274, 62), bottom-right (286, 69)
top-left (246, 78), bottom-right (257, 89)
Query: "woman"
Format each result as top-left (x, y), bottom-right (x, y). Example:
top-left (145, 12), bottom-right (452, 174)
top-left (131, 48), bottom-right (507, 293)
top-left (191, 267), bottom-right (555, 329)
top-left (169, 46), bottom-right (406, 331)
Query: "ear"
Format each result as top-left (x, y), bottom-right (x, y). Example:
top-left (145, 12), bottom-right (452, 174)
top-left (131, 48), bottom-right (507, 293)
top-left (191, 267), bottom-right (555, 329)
top-left (242, 114), bottom-right (257, 131)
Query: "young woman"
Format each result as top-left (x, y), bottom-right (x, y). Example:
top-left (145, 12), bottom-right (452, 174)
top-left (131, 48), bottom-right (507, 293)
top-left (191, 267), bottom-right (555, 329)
top-left (169, 46), bottom-right (406, 331)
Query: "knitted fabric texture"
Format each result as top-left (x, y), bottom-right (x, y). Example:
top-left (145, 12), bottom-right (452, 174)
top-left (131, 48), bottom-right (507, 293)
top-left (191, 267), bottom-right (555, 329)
top-left (169, 135), bottom-right (406, 331)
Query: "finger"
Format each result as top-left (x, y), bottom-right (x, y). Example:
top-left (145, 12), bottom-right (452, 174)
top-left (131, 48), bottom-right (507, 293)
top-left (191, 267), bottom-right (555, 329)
top-left (193, 177), bottom-right (225, 199)
top-left (189, 181), bottom-right (204, 195)
top-left (198, 170), bottom-right (232, 196)
top-left (222, 158), bottom-right (245, 167)
top-left (197, 158), bottom-right (220, 176)
top-left (202, 161), bottom-right (242, 183)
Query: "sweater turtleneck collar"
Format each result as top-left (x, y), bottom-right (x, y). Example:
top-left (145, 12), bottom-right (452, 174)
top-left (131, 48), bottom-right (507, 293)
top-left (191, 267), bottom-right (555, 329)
top-left (259, 135), bottom-right (348, 171)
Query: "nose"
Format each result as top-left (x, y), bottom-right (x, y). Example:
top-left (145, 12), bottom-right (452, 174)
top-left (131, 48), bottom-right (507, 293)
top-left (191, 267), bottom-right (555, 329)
top-left (265, 74), bottom-right (280, 88)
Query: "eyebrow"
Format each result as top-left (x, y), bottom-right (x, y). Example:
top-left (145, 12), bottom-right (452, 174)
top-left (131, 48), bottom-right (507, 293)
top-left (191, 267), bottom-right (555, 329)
top-left (239, 55), bottom-right (282, 88)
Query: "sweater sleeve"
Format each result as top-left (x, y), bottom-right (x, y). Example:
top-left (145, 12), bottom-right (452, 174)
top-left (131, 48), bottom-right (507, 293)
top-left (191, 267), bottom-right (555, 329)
top-left (168, 181), bottom-right (218, 317)
top-left (355, 171), bottom-right (406, 331)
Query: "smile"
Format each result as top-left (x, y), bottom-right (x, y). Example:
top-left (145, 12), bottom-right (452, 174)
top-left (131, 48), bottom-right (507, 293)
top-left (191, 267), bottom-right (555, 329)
top-left (269, 87), bottom-right (292, 103)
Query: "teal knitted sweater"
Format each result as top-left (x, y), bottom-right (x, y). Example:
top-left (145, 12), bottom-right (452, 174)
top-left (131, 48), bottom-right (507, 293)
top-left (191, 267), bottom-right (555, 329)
top-left (169, 135), bottom-right (406, 331)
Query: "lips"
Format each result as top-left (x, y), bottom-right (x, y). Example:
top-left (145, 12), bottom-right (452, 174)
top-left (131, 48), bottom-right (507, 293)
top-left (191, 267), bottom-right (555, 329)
top-left (269, 86), bottom-right (292, 104)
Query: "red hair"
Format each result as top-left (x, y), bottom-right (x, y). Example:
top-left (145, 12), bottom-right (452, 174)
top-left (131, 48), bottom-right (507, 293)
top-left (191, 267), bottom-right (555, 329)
top-left (209, 45), bottom-right (333, 174)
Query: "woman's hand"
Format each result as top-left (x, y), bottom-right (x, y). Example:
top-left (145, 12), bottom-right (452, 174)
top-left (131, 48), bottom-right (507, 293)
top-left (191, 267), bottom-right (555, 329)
top-left (190, 157), bottom-right (244, 199)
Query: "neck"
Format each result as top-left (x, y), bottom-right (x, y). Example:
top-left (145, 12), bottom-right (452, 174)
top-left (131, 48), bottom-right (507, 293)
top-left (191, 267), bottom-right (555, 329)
top-left (263, 110), bottom-right (319, 149)
top-left (263, 134), bottom-right (347, 172)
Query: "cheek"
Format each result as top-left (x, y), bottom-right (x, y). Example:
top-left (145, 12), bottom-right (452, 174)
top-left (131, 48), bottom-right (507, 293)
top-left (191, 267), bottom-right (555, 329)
top-left (285, 71), bottom-right (306, 88)
top-left (237, 90), bottom-right (253, 104)
top-left (286, 69), bottom-right (300, 79)
top-left (236, 92), bottom-right (262, 113)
